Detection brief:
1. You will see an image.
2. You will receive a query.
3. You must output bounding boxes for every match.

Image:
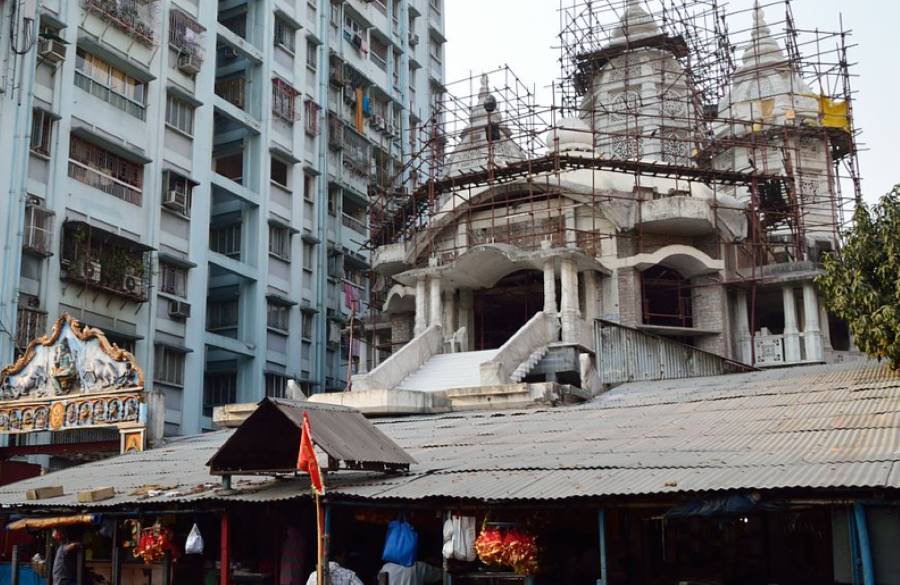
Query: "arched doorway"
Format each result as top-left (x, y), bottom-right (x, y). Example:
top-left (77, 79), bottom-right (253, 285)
top-left (641, 265), bottom-right (693, 328)
top-left (473, 270), bottom-right (546, 350)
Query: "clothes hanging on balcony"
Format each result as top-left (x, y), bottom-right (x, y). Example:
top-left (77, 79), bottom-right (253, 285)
top-left (355, 88), bottom-right (365, 133)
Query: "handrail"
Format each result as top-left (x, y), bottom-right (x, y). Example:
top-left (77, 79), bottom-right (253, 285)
top-left (480, 312), bottom-right (558, 385)
top-left (68, 160), bottom-right (142, 205)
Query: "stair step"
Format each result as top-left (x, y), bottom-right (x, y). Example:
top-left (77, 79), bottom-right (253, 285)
top-left (396, 350), bottom-right (500, 392)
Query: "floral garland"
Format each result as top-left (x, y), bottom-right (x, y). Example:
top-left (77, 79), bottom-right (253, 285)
top-left (474, 526), bottom-right (539, 575)
top-left (123, 520), bottom-right (178, 564)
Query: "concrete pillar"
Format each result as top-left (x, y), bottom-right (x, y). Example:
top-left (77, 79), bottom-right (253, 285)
top-left (443, 289), bottom-right (457, 333)
top-left (543, 259), bottom-right (557, 314)
top-left (583, 271), bottom-right (601, 321)
top-left (560, 257), bottom-right (580, 342)
top-left (429, 275), bottom-right (442, 328)
top-left (458, 289), bottom-right (474, 352)
top-left (735, 289), bottom-right (752, 365)
top-left (782, 286), bottom-right (801, 363)
top-left (414, 276), bottom-right (427, 336)
top-left (803, 283), bottom-right (824, 362)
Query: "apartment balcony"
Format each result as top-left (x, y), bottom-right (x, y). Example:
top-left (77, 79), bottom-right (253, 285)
top-left (81, 0), bottom-right (155, 46)
top-left (59, 221), bottom-right (152, 302)
top-left (342, 214), bottom-right (367, 235)
top-left (215, 77), bottom-right (246, 110)
top-left (637, 193), bottom-right (716, 236)
top-left (15, 307), bottom-right (48, 354)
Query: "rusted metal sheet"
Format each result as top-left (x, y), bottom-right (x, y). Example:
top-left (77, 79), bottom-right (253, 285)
top-left (595, 319), bottom-right (755, 385)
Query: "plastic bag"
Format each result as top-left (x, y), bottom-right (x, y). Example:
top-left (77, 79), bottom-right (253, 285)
top-left (382, 520), bottom-right (418, 567)
top-left (442, 518), bottom-right (454, 560)
top-left (451, 516), bottom-right (476, 562)
top-left (185, 523), bottom-right (204, 555)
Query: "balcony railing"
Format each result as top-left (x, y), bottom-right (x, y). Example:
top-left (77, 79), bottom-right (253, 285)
top-left (68, 160), bottom-right (143, 205)
top-left (15, 307), bottom-right (47, 354)
top-left (342, 214), bottom-right (366, 234)
top-left (60, 222), bottom-right (151, 302)
top-left (81, 0), bottom-right (155, 46)
top-left (215, 77), bottom-right (246, 110)
top-left (74, 71), bottom-right (146, 120)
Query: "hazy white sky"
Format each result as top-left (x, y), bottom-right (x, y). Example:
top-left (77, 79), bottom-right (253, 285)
top-left (444, 0), bottom-right (900, 204)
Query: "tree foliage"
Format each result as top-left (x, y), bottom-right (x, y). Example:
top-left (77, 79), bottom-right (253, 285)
top-left (817, 185), bottom-right (900, 368)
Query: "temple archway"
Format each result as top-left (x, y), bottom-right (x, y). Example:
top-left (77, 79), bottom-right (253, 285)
top-left (473, 270), bottom-right (547, 350)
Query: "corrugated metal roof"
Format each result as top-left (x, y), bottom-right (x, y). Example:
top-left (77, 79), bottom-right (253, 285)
top-left (0, 361), bottom-right (898, 508)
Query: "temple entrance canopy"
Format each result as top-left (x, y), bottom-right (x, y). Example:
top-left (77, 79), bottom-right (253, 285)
top-left (0, 314), bottom-right (147, 454)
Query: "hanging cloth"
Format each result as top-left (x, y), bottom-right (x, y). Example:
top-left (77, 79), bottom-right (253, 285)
top-left (355, 88), bottom-right (365, 133)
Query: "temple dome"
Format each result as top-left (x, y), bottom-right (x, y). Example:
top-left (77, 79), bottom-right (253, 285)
top-left (546, 117), bottom-right (593, 152)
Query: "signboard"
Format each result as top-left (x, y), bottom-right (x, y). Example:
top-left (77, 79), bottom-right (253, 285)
top-left (0, 314), bottom-right (145, 448)
top-left (753, 334), bottom-right (785, 366)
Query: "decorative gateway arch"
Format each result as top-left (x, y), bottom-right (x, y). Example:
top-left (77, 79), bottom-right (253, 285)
top-left (0, 314), bottom-right (147, 455)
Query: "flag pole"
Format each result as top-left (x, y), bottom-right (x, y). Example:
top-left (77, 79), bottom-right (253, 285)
top-left (315, 489), bottom-right (324, 585)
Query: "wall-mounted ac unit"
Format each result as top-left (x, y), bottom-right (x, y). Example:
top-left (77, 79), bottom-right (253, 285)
top-left (163, 189), bottom-right (187, 213)
top-left (38, 37), bottom-right (66, 64)
top-left (168, 300), bottom-right (191, 320)
top-left (122, 273), bottom-right (141, 294)
top-left (86, 260), bottom-right (102, 284)
top-left (178, 52), bottom-right (202, 75)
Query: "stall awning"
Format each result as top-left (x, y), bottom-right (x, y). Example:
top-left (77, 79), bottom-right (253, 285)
top-left (207, 399), bottom-right (416, 475)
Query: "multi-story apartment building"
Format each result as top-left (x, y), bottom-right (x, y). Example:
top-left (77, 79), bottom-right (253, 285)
top-left (0, 0), bottom-right (445, 437)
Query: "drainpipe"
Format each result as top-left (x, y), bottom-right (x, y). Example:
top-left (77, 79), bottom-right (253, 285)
top-left (220, 511), bottom-right (231, 585)
top-left (852, 503), bottom-right (875, 585)
top-left (313, 0), bottom-right (330, 393)
top-left (2, 7), bottom-right (39, 364)
top-left (597, 509), bottom-right (608, 585)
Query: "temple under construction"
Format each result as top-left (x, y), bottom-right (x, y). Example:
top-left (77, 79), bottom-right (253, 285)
top-left (315, 0), bottom-right (865, 414)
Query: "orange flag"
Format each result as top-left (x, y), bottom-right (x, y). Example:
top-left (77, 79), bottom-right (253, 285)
top-left (297, 412), bottom-right (324, 495)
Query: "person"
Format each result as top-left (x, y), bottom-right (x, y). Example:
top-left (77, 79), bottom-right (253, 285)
top-left (52, 528), bottom-right (82, 585)
top-left (378, 561), bottom-right (442, 585)
top-left (305, 549), bottom-right (363, 585)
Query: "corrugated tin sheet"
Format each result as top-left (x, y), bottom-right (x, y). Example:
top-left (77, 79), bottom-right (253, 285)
top-left (0, 361), bottom-right (898, 508)
top-left (595, 320), bottom-right (755, 384)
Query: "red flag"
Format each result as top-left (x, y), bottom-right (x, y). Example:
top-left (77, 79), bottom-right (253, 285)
top-left (297, 412), bottom-right (324, 495)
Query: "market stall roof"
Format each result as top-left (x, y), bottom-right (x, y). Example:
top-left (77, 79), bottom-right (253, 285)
top-left (0, 361), bottom-right (898, 509)
top-left (207, 398), bottom-right (417, 475)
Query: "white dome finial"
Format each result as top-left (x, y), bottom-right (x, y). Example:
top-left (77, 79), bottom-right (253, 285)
top-left (741, 2), bottom-right (785, 68)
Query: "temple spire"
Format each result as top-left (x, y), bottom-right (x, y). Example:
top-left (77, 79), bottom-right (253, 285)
top-left (611, 0), bottom-right (660, 44)
top-left (740, 2), bottom-right (786, 69)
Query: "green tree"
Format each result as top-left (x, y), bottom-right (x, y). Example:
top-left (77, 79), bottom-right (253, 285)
top-left (817, 185), bottom-right (900, 368)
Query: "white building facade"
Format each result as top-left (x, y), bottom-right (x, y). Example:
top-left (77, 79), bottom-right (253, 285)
top-left (0, 0), bottom-right (445, 436)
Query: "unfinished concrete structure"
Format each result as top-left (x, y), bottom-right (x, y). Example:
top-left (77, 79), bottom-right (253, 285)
top-left (316, 0), bottom-right (864, 413)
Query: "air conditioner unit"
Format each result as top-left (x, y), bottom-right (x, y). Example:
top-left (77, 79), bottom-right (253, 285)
top-left (86, 260), bottom-right (102, 284)
top-left (38, 37), bottom-right (66, 64)
top-left (409, 33), bottom-right (419, 47)
top-left (177, 51), bottom-right (202, 75)
top-left (122, 272), bottom-right (141, 294)
top-left (163, 189), bottom-right (187, 212)
top-left (168, 300), bottom-right (191, 320)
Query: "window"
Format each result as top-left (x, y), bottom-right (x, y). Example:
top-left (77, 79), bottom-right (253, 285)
top-left (74, 49), bottom-right (147, 119)
top-left (274, 16), bottom-right (296, 53)
top-left (169, 9), bottom-right (204, 56)
top-left (302, 242), bottom-right (315, 272)
top-left (272, 78), bottom-right (300, 122)
top-left (327, 189), bottom-right (337, 216)
top-left (304, 99), bottom-right (321, 135)
top-left (301, 312), bottom-right (313, 339)
top-left (68, 135), bottom-right (144, 205)
top-left (303, 173), bottom-right (314, 201)
top-left (265, 373), bottom-right (288, 398)
top-left (430, 0), bottom-right (441, 12)
top-left (154, 346), bottom-right (186, 387)
top-left (209, 222), bottom-right (242, 257)
top-left (203, 371), bottom-right (236, 416)
top-left (159, 262), bottom-right (187, 297)
top-left (162, 171), bottom-right (193, 217)
top-left (30, 110), bottom-right (54, 156)
top-left (207, 298), bottom-right (239, 330)
top-left (271, 158), bottom-right (290, 187)
top-left (306, 39), bottom-right (318, 71)
top-left (268, 224), bottom-right (291, 260)
top-left (267, 302), bottom-right (290, 331)
top-left (165, 94), bottom-right (195, 136)
top-left (429, 39), bottom-right (442, 62)
top-left (330, 3), bottom-right (340, 27)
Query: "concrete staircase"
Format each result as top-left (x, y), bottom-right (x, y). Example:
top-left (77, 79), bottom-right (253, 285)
top-left (510, 346), bottom-right (549, 383)
top-left (396, 350), bottom-right (500, 392)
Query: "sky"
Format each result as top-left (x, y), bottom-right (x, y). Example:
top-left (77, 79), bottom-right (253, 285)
top-left (444, 0), bottom-right (900, 204)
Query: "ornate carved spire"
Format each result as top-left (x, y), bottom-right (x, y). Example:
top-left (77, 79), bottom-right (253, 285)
top-left (740, 2), bottom-right (786, 69)
top-left (611, 0), bottom-right (660, 44)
